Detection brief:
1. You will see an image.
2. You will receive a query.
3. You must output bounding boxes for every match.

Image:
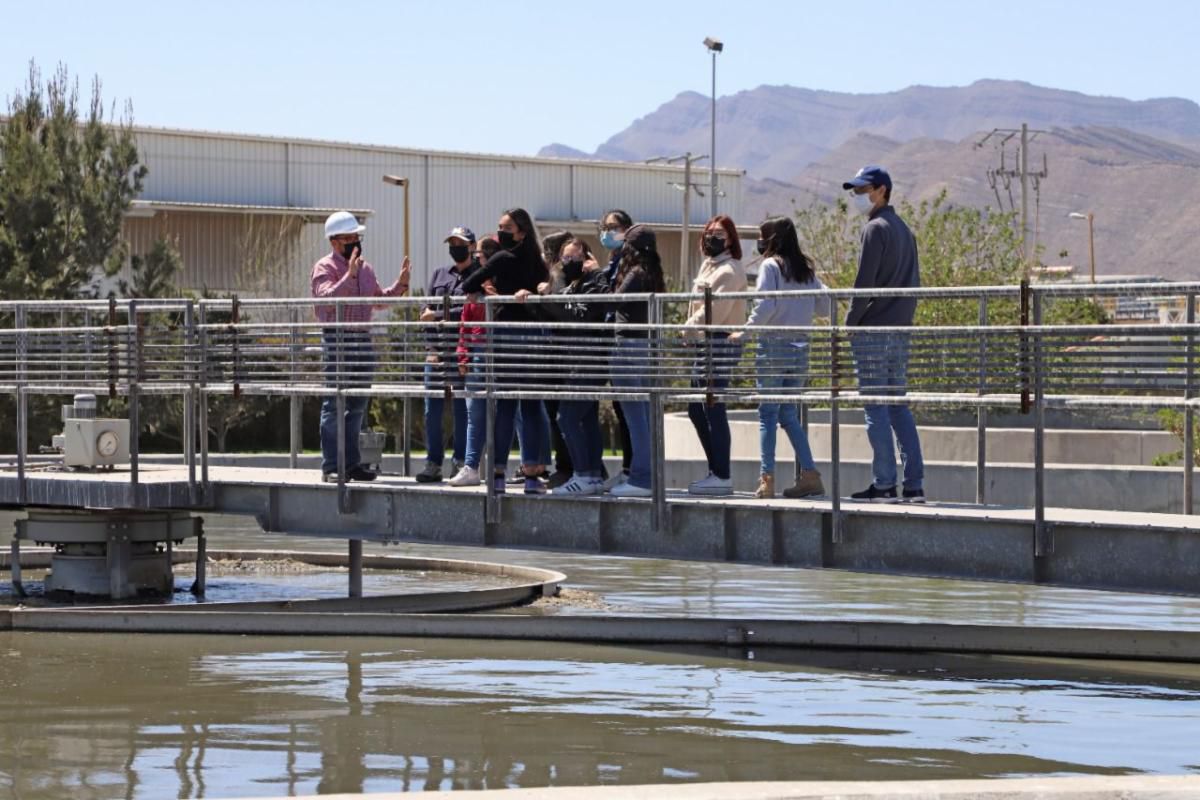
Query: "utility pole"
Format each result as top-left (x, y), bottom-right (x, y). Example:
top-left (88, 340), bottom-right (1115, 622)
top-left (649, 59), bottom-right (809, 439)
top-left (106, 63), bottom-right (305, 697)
top-left (976, 124), bottom-right (1049, 279)
top-left (648, 152), bottom-right (710, 286)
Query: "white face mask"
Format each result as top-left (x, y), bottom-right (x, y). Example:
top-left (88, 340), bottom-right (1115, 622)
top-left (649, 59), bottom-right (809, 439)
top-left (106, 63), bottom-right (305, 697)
top-left (852, 192), bottom-right (875, 216)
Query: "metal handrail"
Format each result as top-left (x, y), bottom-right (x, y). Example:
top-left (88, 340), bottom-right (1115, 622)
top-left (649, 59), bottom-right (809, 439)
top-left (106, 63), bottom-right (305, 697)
top-left (2, 284), bottom-right (1197, 532)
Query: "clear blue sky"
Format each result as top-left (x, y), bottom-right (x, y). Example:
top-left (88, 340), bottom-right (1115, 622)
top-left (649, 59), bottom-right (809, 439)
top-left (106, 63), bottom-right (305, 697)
top-left (5, 0), bottom-right (1197, 161)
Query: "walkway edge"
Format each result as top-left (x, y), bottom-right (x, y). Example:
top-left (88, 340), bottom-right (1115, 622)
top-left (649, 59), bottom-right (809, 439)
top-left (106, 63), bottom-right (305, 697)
top-left (219, 775), bottom-right (1200, 799)
top-left (10, 612), bottom-right (1200, 662)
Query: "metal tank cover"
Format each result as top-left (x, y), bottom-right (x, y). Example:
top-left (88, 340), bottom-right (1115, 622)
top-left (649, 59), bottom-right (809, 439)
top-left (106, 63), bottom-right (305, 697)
top-left (12, 509), bottom-right (203, 601)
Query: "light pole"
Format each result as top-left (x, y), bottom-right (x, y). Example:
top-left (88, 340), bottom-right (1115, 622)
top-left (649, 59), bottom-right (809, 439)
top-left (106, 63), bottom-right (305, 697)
top-left (1068, 211), bottom-right (1095, 283)
top-left (703, 37), bottom-right (723, 218)
top-left (382, 175), bottom-right (412, 475)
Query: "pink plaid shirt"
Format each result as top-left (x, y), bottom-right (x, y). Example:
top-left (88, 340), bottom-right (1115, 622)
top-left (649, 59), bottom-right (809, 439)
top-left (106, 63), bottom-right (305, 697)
top-left (310, 251), bottom-right (400, 324)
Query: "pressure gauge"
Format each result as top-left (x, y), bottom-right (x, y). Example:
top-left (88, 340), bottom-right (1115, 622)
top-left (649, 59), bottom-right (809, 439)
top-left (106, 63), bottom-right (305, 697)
top-left (96, 430), bottom-right (120, 458)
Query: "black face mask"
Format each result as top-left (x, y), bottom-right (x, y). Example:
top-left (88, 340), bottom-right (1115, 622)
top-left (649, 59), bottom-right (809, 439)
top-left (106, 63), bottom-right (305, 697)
top-left (497, 230), bottom-right (518, 250)
top-left (755, 238), bottom-right (769, 256)
top-left (561, 259), bottom-right (584, 283)
top-left (340, 240), bottom-right (361, 260)
top-left (702, 235), bottom-right (727, 257)
top-left (449, 245), bottom-right (471, 263)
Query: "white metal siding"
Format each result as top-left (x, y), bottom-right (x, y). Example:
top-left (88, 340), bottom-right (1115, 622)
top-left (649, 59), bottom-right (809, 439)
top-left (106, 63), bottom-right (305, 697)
top-left (128, 128), bottom-right (744, 297)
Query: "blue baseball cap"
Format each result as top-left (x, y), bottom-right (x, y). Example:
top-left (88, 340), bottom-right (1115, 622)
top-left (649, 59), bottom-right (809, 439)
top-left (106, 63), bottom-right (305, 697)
top-left (443, 226), bottom-right (476, 243)
top-left (842, 165), bottom-right (892, 192)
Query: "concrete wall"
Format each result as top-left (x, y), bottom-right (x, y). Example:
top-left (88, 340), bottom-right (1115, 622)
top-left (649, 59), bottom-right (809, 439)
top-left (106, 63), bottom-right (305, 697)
top-left (665, 413), bottom-right (1182, 467)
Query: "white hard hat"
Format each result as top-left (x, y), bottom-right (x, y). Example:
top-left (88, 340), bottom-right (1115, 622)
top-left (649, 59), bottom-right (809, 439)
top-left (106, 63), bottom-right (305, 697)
top-left (324, 211), bottom-right (366, 238)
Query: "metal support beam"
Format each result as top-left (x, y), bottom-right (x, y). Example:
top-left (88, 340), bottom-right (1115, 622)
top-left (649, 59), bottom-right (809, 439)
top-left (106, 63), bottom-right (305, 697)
top-left (649, 295), bottom-right (668, 532)
top-left (191, 524), bottom-right (206, 598)
top-left (483, 299), bottom-right (500, 525)
top-left (348, 539), bottom-right (363, 598)
top-left (184, 301), bottom-right (198, 505)
top-left (1033, 292), bottom-right (1051, 556)
top-left (829, 300), bottom-right (843, 543)
top-left (288, 306), bottom-right (301, 470)
top-left (1186, 293), bottom-right (1195, 515)
top-left (14, 305), bottom-right (27, 506)
top-left (976, 296), bottom-right (989, 505)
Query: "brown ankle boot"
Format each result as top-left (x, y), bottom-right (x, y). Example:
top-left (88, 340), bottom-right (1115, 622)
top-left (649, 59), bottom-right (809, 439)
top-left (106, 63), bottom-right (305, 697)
top-left (784, 469), bottom-right (824, 499)
top-left (754, 473), bottom-right (775, 499)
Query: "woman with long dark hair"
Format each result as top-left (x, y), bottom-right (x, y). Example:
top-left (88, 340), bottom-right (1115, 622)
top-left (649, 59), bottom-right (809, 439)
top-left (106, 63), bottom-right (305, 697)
top-left (607, 224), bottom-right (666, 497)
top-left (682, 214), bottom-right (747, 496)
top-left (533, 236), bottom-right (610, 495)
top-left (744, 215), bottom-right (829, 499)
top-left (461, 208), bottom-right (549, 494)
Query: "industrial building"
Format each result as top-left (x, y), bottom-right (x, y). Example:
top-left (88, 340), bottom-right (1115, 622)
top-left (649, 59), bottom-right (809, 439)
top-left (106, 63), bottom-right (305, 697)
top-left (119, 126), bottom-right (748, 297)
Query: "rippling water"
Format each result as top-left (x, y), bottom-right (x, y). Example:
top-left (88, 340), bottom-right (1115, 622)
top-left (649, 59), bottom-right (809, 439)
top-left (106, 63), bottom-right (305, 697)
top-left (2, 511), bottom-right (1200, 797)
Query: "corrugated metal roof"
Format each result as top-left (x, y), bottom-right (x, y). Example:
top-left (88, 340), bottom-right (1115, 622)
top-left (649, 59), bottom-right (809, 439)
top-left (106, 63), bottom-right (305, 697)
top-left (128, 199), bottom-right (373, 219)
top-left (129, 123), bottom-right (746, 177)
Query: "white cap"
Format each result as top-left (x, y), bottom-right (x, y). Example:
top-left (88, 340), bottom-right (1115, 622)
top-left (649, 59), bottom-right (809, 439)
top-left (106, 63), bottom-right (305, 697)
top-left (324, 211), bottom-right (366, 238)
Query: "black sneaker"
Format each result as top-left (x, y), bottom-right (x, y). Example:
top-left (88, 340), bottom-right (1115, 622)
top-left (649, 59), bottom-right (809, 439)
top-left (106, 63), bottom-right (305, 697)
top-left (546, 470), bottom-right (571, 490)
top-left (850, 484), bottom-right (898, 503)
top-left (347, 465), bottom-right (378, 482)
top-left (415, 462), bottom-right (443, 483)
top-left (506, 469), bottom-right (526, 485)
top-left (902, 488), bottom-right (926, 504)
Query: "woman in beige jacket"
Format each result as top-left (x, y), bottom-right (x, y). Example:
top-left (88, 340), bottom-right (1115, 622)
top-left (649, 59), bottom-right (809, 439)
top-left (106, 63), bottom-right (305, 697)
top-left (682, 215), bottom-right (748, 495)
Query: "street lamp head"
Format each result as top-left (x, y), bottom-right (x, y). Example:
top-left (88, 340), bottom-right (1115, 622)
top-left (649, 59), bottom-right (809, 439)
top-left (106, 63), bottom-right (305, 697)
top-left (382, 175), bottom-right (408, 187)
top-left (703, 37), bottom-right (723, 52)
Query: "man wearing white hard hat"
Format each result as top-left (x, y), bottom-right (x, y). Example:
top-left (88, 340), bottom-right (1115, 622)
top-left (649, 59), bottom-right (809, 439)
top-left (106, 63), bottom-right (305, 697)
top-left (311, 211), bottom-right (411, 482)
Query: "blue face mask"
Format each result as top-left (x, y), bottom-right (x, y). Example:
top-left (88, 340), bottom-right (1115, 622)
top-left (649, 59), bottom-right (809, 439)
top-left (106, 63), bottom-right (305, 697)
top-left (600, 230), bottom-right (624, 250)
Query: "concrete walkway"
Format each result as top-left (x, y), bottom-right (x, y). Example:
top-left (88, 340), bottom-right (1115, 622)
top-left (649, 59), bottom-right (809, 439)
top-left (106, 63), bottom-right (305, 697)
top-left (226, 775), bottom-right (1200, 799)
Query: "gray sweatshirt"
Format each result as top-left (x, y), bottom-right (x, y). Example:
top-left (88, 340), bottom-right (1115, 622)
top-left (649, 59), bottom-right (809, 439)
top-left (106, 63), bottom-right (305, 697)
top-left (844, 205), bottom-right (920, 327)
top-left (747, 257), bottom-right (830, 341)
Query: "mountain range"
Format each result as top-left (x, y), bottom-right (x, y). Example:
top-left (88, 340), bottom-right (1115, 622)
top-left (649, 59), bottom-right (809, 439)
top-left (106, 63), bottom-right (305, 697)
top-left (540, 80), bottom-right (1200, 280)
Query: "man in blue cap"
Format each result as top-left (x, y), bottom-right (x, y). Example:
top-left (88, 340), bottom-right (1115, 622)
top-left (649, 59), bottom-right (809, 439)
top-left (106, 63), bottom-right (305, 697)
top-left (842, 166), bottom-right (925, 503)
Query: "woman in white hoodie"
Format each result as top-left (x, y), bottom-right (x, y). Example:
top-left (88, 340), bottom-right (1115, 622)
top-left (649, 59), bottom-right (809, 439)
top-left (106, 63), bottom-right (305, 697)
top-left (682, 215), bottom-right (748, 496)
top-left (744, 216), bottom-right (830, 499)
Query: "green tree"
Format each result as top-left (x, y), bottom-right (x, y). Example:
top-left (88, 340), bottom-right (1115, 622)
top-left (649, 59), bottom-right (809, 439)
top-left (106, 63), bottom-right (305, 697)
top-left (0, 61), bottom-right (146, 300)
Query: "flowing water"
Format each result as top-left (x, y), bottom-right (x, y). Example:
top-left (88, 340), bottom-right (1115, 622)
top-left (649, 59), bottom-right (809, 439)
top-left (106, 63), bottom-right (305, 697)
top-left (1, 512), bottom-right (1199, 798)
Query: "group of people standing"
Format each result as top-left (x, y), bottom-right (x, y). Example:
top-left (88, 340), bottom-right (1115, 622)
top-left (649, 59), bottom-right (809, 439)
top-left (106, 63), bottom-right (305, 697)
top-left (311, 164), bottom-right (925, 505)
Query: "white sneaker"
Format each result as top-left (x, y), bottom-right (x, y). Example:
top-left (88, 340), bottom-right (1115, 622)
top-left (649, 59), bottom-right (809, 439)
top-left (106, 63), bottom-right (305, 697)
top-left (688, 474), bottom-right (733, 496)
top-left (602, 471), bottom-right (629, 492)
top-left (610, 480), bottom-right (652, 498)
top-left (447, 465), bottom-right (480, 486)
top-left (552, 475), bottom-right (601, 496)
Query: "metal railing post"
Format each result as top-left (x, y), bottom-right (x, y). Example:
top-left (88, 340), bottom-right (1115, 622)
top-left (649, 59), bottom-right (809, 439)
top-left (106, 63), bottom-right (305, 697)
top-left (402, 303), bottom-right (412, 477)
top-left (335, 303), bottom-right (349, 514)
top-left (1032, 290), bottom-right (1050, 556)
top-left (184, 301), bottom-right (197, 505)
top-left (348, 539), bottom-right (363, 598)
top-left (829, 301), bottom-right (843, 543)
top-left (704, 286), bottom-right (715, 407)
top-left (484, 299), bottom-right (499, 525)
top-left (128, 299), bottom-right (141, 506)
top-left (198, 303), bottom-right (210, 501)
top-left (1185, 292), bottom-right (1196, 515)
top-left (1019, 279), bottom-right (1031, 415)
top-left (288, 306), bottom-right (301, 470)
top-left (649, 295), bottom-right (668, 532)
top-left (14, 305), bottom-right (27, 506)
top-left (976, 295), bottom-right (988, 505)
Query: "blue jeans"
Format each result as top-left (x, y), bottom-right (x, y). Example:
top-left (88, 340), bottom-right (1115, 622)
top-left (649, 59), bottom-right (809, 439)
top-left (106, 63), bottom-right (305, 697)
top-left (687, 335), bottom-right (742, 481)
top-left (611, 337), bottom-right (652, 489)
top-left (463, 352), bottom-right (487, 470)
top-left (756, 336), bottom-right (817, 476)
top-left (514, 402), bottom-right (552, 467)
top-left (852, 332), bottom-right (924, 491)
top-left (423, 359), bottom-right (468, 467)
top-left (319, 331), bottom-right (374, 475)
top-left (557, 400), bottom-right (603, 478)
top-left (493, 399), bottom-right (544, 474)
